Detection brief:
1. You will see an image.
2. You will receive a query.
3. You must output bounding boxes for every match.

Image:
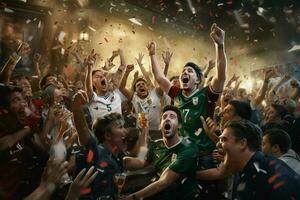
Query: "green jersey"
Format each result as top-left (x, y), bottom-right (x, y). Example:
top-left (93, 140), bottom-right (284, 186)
top-left (145, 138), bottom-right (200, 200)
top-left (168, 85), bottom-right (220, 152)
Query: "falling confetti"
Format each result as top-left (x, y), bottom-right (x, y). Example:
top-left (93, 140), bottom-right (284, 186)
top-left (4, 8), bottom-right (14, 13)
top-left (88, 26), bottom-right (96, 32)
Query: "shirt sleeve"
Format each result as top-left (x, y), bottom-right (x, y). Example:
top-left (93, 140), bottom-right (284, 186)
top-left (168, 85), bottom-right (181, 100)
top-left (206, 85), bottom-right (221, 119)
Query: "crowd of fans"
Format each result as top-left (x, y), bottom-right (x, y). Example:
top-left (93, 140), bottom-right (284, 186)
top-left (0, 21), bottom-right (300, 200)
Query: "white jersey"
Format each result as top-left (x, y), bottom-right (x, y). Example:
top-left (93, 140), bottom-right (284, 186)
top-left (132, 89), bottom-right (171, 130)
top-left (88, 89), bottom-right (125, 123)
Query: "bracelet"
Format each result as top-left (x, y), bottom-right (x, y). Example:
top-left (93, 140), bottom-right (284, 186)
top-left (217, 44), bottom-right (224, 49)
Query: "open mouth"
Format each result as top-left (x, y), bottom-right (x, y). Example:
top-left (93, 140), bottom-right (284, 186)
top-left (164, 123), bottom-right (171, 130)
top-left (182, 77), bottom-right (189, 83)
top-left (140, 88), bottom-right (146, 93)
top-left (101, 80), bottom-right (106, 86)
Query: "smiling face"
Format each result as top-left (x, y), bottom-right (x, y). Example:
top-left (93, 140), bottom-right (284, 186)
top-left (160, 110), bottom-right (180, 139)
top-left (92, 70), bottom-right (108, 94)
top-left (8, 91), bottom-right (30, 124)
top-left (16, 78), bottom-right (32, 98)
top-left (217, 127), bottom-right (244, 169)
top-left (265, 106), bottom-right (280, 123)
top-left (180, 66), bottom-right (200, 92)
top-left (135, 80), bottom-right (148, 99)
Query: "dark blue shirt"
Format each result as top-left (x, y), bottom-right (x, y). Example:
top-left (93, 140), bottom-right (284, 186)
top-left (238, 151), bottom-right (300, 200)
top-left (75, 137), bottom-right (124, 200)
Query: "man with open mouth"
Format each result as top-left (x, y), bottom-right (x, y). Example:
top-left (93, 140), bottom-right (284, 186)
top-left (122, 105), bottom-right (200, 200)
top-left (119, 63), bottom-right (170, 132)
top-left (84, 50), bottom-right (125, 125)
top-left (148, 23), bottom-right (227, 198)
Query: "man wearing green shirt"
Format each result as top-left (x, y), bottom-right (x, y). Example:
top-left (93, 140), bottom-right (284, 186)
top-left (122, 105), bottom-right (200, 200)
top-left (148, 23), bottom-right (227, 199)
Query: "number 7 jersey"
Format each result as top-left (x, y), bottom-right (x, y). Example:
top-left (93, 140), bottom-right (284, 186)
top-left (168, 85), bottom-right (220, 152)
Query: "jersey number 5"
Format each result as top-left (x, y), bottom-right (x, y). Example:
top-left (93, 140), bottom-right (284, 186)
top-left (107, 104), bottom-right (112, 112)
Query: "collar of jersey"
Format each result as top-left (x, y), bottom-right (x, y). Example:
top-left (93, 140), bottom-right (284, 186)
top-left (182, 88), bottom-right (199, 98)
top-left (164, 137), bottom-right (182, 149)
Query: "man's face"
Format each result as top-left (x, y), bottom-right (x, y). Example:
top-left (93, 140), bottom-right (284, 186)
top-left (108, 120), bottom-right (126, 153)
top-left (135, 80), bottom-right (148, 99)
top-left (221, 89), bottom-right (234, 106)
top-left (17, 78), bottom-right (32, 98)
top-left (217, 128), bottom-right (243, 168)
top-left (220, 104), bottom-right (236, 127)
top-left (46, 76), bottom-right (58, 86)
top-left (9, 91), bottom-right (29, 123)
top-left (53, 88), bottom-right (63, 103)
top-left (265, 106), bottom-right (279, 123)
top-left (160, 110), bottom-right (180, 139)
top-left (2, 25), bottom-right (15, 45)
top-left (92, 71), bottom-right (108, 94)
top-left (262, 135), bottom-right (273, 156)
top-left (180, 66), bottom-right (199, 91)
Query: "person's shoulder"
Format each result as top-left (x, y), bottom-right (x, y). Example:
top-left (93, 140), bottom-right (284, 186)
top-left (178, 138), bottom-right (199, 155)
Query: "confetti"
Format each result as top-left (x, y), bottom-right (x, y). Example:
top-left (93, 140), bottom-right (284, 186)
top-left (38, 20), bottom-right (42, 28)
top-left (288, 45), bottom-right (300, 52)
top-left (48, 10), bottom-right (52, 16)
top-left (104, 38), bottom-right (108, 43)
top-left (26, 19), bottom-right (31, 24)
top-left (128, 18), bottom-right (142, 26)
top-left (88, 26), bottom-right (96, 32)
top-left (4, 8), bottom-right (14, 13)
top-left (151, 16), bottom-right (156, 24)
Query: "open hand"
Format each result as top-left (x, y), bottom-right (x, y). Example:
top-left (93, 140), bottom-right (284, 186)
top-left (162, 50), bottom-right (173, 65)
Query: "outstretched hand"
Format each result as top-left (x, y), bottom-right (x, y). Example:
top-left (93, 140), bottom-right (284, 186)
top-left (162, 50), bottom-right (173, 66)
top-left (65, 166), bottom-right (98, 200)
top-left (84, 49), bottom-right (98, 68)
top-left (135, 53), bottom-right (144, 65)
top-left (210, 23), bottom-right (225, 46)
top-left (200, 116), bottom-right (217, 136)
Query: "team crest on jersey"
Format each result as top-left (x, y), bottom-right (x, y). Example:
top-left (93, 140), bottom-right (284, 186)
top-left (192, 97), bottom-right (198, 105)
top-left (171, 153), bottom-right (177, 162)
top-left (110, 95), bottom-right (115, 102)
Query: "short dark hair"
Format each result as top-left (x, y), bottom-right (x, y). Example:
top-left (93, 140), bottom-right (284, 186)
top-left (0, 84), bottom-right (22, 107)
top-left (169, 76), bottom-right (179, 82)
top-left (263, 129), bottom-right (291, 154)
top-left (40, 73), bottom-right (56, 89)
top-left (92, 113), bottom-right (124, 143)
top-left (224, 120), bottom-right (262, 151)
top-left (162, 105), bottom-right (182, 124)
top-left (271, 104), bottom-right (288, 119)
top-left (184, 62), bottom-right (203, 78)
top-left (228, 100), bottom-right (252, 120)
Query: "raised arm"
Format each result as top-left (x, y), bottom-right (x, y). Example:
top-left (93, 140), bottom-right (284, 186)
top-left (210, 24), bottom-right (227, 93)
top-left (84, 50), bottom-right (97, 100)
top-left (135, 53), bottom-right (154, 88)
top-left (119, 64), bottom-right (134, 100)
top-left (71, 91), bottom-right (92, 146)
top-left (0, 42), bottom-right (30, 84)
top-left (252, 69), bottom-right (273, 107)
top-left (268, 74), bottom-right (290, 100)
top-left (162, 50), bottom-right (173, 76)
top-left (123, 168), bottom-right (179, 200)
top-left (147, 42), bottom-right (172, 93)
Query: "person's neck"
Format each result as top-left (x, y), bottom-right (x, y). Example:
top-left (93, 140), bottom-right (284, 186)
top-left (163, 134), bottom-right (180, 148)
top-left (238, 151), bottom-right (255, 172)
top-left (182, 86), bottom-right (197, 96)
top-left (96, 89), bottom-right (108, 96)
